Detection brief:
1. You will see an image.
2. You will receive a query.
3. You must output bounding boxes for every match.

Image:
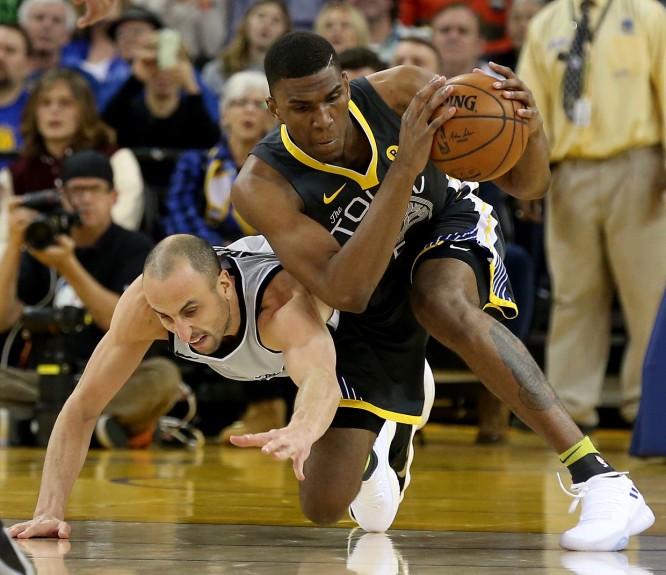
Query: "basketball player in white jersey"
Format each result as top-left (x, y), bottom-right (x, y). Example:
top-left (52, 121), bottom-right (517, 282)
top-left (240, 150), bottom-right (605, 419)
top-left (8, 234), bottom-right (428, 540)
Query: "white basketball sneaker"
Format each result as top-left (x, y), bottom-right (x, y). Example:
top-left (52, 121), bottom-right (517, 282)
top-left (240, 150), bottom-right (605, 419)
top-left (349, 420), bottom-right (400, 533)
top-left (559, 472), bottom-right (655, 551)
top-left (390, 360), bottom-right (436, 500)
top-left (0, 522), bottom-right (35, 575)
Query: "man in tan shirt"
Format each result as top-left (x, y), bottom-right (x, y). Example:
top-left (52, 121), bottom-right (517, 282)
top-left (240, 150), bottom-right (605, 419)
top-left (518, 0), bottom-right (666, 431)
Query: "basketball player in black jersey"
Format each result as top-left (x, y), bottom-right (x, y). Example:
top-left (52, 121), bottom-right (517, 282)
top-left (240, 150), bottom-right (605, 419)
top-left (230, 32), bottom-right (654, 551)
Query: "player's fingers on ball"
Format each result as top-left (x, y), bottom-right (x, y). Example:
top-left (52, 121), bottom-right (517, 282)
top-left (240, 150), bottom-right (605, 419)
top-left (414, 75), bottom-right (445, 104)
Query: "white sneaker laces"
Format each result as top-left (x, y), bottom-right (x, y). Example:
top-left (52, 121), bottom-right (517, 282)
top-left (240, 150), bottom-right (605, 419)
top-left (557, 471), bottom-right (629, 515)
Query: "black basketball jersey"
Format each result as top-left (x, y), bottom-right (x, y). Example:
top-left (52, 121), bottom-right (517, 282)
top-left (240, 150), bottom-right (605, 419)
top-left (251, 77), bottom-right (468, 422)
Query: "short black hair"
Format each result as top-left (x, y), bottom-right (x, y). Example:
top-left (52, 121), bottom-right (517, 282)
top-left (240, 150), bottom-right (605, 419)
top-left (264, 31), bottom-right (341, 91)
top-left (338, 47), bottom-right (386, 74)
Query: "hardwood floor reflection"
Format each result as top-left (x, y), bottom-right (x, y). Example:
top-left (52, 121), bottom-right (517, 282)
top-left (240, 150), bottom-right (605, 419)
top-left (2, 424), bottom-right (665, 573)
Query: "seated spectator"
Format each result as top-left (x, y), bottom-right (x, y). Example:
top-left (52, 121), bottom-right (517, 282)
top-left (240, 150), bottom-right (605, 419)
top-left (102, 29), bottom-right (221, 190)
top-left (389, 35), bottom-right (441, 73)
top-left (399, 0), bottom-right (513, 62)
top-left (227, 0), bottom-right (328, 36)
top-left (0, 24), bottom-right (32, 170)
top-left (0, 150), bottom-right (182, 448)
top-left (496, 0), bottom-right (546, 70)
top-left (161, 70), bottom-right (288, 443)
top-left (0, 68), bottom-right (144, 257)
top-left (314, 0), bottom-right (371, 54)
top-left (430, 3), bottom-right (498, 79)
top-left (350, 0), bottom-right (424, 63)
top-left (133, 0), bottom-right (232, 64)
top-left (64, 0), bottom-right (132, 111)
top-left (338, 46), bottom-right (386, 80)
top-left (161, 71), bottom-right (274, 245)
top-left (201, 0), bottom-right (291, 100)
top-left (18, 0), bottom-right (78, 84)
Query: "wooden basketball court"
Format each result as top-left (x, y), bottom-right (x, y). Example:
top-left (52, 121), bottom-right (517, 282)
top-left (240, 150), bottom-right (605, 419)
top-left (2, 424), bottom-right (665, 573)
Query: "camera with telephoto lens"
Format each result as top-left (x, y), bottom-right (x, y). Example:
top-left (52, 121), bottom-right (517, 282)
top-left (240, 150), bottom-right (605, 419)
top-left (20, 190), bottom-right (81, 250)
top-left (21, 305), bottom-right (91, 335)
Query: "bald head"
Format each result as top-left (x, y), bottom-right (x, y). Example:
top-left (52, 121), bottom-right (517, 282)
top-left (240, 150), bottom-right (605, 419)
top-left (144, 234), bottom-right (222, 288)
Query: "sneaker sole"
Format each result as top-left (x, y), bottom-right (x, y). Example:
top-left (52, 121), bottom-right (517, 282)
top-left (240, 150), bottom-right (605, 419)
top-left (560, 500), bottom-right (656, 552)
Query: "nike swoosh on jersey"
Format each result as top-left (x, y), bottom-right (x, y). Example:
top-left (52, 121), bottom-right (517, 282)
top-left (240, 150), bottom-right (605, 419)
top-left (323, 183), bottom-right (346, 204)
top-left (449, 244), bottom-right (470, 251)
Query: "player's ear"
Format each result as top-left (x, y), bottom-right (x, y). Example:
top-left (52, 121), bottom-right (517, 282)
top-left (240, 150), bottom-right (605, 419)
top-left (217, 269), bottom-right (233, 293)
top-left (342, 70), bottom-right (351, 99)
top-left (267, 96), bottom-right (283, 124)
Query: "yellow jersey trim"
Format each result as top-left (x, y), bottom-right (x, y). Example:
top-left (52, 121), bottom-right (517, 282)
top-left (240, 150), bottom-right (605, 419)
top-left (339, 399), bottom-right (422, 425)
top-left (280, 100), bottom-right (380, 190)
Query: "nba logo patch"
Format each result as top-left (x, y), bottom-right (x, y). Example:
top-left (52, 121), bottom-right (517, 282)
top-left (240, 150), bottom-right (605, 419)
top-left (621, 19), bottom-right (634, 34)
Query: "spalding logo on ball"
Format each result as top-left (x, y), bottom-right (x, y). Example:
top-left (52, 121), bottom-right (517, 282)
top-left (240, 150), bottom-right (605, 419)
top-left (430, 72), bottom-right (529, 182)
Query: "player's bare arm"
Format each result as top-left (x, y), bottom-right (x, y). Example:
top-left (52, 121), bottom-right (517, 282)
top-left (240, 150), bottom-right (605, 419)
top-left (233, 76), bottom-right (453, 312)
top-left (230, 272), bottom-right (341, 480)
top-left (484, 62), bottom-right (551, 199)
top-left (8, 279), bottom-right (165, 540)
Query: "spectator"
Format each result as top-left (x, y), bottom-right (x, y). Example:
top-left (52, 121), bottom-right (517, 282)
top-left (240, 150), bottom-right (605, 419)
top-left (82, 5), bottom-right (220, 119)
top-left (201, 0), bottom-right (291, 100)
top-left (133, 0), bottom-right (231, 64)
top-left (162, 71), bottom-right (288, 444)
top-left (101, 30), bottom-right (221, 189)
top-left (0, 68), bottom-right (145, 260)
top-left (338, 46), bottom-right (386, 79)
top-left (518, 0), bottom-right (666, 431)
top-left (162, 71), bottom-right (274, 246)
top-left (489, 0), bottom-right (545, 70)
top-left (389, 35), bottom-right (441, 73)
top-left (350, 0), bottom-right (424, 63)
top-left (0, 24), bottom-right (32, 169)
top-left (430, 2), bottom-right (497, 79)
top-left (314, 1), bottom-right (371, 54)
top-left (399, 0), bottom-right (513, 61)
top-left (64, 0), bottom-right (131, 111)
top-left (0, 150), bottom-right (182, 448)
top-left (228, 0), bottom-right (328, 35)
top-left (18, 0), bottom-right (78, 83)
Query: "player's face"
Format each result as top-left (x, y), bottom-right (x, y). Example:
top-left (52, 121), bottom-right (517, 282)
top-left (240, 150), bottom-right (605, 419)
top-left (144, 266), bottom-right (235, 355)
top-left (268, 67), bottom-right (352, 165)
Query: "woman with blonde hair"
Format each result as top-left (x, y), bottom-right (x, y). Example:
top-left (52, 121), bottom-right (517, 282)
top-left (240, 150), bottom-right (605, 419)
top-left (314, 1), bottom-right (371, 54)
top-left (0, 67), bottom-right (144, 254)
top-left (201, 0), bottom-right (291, 99)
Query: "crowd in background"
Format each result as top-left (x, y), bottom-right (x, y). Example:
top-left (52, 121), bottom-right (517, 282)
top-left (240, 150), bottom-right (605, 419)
top-left (0, 0), bottom-right (664, 448)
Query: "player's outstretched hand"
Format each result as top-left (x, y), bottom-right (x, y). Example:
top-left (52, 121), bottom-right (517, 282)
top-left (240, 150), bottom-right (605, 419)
top-left (229, 425), bottom-right (314, 481)
top-left (8, 515), bottom-right (72, 540)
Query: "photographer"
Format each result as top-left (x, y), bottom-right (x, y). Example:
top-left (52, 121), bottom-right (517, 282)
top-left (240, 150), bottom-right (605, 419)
top-left (0, 150), bottom-right (181, 447)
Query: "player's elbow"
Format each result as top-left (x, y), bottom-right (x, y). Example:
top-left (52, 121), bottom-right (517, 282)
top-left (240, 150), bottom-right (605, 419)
top-left (325, 292), bottom-right (369, 314)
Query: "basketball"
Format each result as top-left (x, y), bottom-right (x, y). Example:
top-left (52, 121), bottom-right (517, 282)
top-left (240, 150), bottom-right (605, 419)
top-left (430, 73), bottom-right (529, 182)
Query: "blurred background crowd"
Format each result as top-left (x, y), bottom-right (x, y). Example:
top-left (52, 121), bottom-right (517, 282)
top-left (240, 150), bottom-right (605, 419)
top-left (0, 0), bottom-right (664, 453)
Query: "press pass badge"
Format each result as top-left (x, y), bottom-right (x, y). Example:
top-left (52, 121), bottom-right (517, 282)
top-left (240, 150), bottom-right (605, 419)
top-left (573, 98), bottom-right (592, 127)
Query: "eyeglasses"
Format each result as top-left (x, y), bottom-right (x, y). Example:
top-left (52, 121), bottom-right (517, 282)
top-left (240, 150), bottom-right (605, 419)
top-left (227, 99), bottom-right (269, 111)
top-left (63, 184), bottom-right (111, 199)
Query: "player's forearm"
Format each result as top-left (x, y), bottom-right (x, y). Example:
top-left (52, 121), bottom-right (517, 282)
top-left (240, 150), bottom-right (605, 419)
top-left (497, 128), bottom-right (551, 200)
top-left (321, 160), bottom-right (422, 311)
top-left (0, 242), bottom-right (24, 331)
top-left (290, 367), bottom-right (341, 445)
top-left (33, 399), bottom-right (97, 520)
